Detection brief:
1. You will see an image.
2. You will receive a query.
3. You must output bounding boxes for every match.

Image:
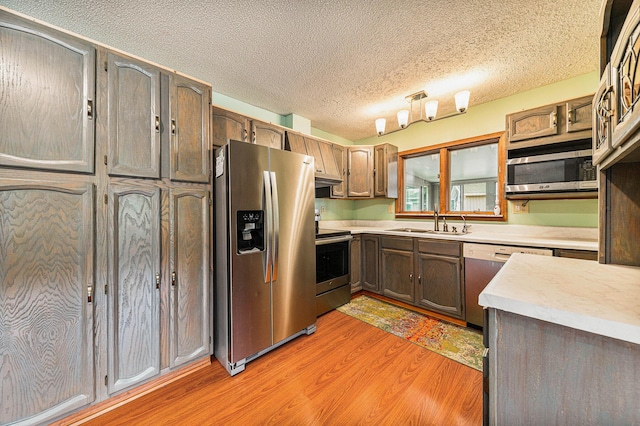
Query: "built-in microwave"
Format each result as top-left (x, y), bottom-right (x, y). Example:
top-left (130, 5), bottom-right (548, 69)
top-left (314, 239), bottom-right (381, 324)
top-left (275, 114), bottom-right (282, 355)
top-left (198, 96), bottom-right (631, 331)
top-left (505, 148), bottom-right (597, 196)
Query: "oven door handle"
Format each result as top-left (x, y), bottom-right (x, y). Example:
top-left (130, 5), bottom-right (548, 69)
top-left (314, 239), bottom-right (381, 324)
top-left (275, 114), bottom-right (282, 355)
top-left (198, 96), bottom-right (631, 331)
top-left (315, 235), bottom-right (353, 245)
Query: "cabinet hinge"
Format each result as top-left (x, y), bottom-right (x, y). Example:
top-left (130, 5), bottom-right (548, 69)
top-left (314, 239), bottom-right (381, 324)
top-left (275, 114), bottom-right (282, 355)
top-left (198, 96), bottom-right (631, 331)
top-left (104, 194), bottom-right (108, 204)
top-left (104, 61), bottom-right (108, 72)
top-left (104, 284), bottom-right (108, 295)
top-left (104, 155), bottom-right (108, 166)
top-left (104, 375), bottom-right (108, 386)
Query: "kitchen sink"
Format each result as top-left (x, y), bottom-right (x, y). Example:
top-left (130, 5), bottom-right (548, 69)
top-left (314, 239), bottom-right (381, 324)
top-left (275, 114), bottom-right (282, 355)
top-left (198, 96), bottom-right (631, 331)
top-left (385, 228), bottom-right (468, 235)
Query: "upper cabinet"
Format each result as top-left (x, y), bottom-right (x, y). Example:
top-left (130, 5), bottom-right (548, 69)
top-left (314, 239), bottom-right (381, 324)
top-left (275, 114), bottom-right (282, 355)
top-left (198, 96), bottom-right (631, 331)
top-left (506, 95), bottom-right (593, 150)
top-left (347, 146), bottom-right (374, 197)
top-left (212, 106), bottom-right (284, 149)
top-left (170, 74), bottom-right (211, 183)
top-left (331, 144), bottom-right (347, 198)
top-left (0, 12), bottom-right (95, 174)
top-left (285, 131), bottom-right (342, 185)
top-left (212, 107), bottom-right (250, 146)
top-left (106, 52), bottom-right (161, 179)
top-left (252, 120), bottom-right (285, 149)
top-left (596, 0), bottom-right (640, 267)
top-left (374, 143), bottom-right (398, 198)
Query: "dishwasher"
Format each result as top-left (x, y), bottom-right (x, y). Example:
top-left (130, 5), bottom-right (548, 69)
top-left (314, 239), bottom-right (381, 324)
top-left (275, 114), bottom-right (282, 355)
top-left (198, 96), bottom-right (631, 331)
top-left (463, 243), bottom-right (552, 327)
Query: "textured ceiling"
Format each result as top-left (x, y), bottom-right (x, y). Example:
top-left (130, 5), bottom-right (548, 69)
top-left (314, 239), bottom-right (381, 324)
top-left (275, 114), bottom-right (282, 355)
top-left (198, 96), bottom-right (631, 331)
top-left (0, 0), bottom-right (602, 141)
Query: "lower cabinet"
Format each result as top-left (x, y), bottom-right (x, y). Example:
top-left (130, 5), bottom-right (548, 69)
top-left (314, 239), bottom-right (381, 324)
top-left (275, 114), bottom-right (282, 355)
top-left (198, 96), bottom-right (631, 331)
top-left (168, 189), bottom-right (211, 368)
top-left (378, 236), bottom-right (464, 320)
top-left (380, 237), bottom-right (414, 303)
top-left (361, 235), bottom-right (380, 293)
top-left (415, 239), bottom-right (464, 319)
top-left (350, 235), bottom-right (362, 292)
top-left (107, 185), bottom-right (162, 394)
top-left (0, 180), bottom-right (96, 425)
top-left (107, 183), bottom-right (211, 393)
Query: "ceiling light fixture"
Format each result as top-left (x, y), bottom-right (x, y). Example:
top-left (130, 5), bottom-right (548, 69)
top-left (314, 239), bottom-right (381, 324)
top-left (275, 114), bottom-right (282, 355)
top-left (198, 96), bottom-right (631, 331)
top-left (375, 89), bottom-right (471, 136)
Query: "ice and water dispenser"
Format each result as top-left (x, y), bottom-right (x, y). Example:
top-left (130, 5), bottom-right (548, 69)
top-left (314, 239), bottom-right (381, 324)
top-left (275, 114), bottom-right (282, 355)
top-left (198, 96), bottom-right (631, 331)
top-left (236, 210), bottom-right (264, 253)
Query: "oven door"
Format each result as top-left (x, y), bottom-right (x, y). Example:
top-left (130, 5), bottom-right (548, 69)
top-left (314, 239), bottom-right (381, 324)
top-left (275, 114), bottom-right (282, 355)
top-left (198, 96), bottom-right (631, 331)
top-left (506, 149), bottom-right (597, 194)
top-left (315, 235), bottom-right (352, 293)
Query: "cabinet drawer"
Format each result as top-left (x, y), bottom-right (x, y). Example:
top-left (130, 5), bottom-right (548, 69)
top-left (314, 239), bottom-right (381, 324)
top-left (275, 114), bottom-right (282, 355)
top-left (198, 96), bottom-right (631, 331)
top-left (380, 236), bottom-right (414, 251)
top-left (417, 239), bottom-right (461, 257)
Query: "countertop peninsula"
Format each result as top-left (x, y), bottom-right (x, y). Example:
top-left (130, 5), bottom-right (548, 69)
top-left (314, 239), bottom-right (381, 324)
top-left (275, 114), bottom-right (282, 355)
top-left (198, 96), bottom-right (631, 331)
top-left (479, 253), bottom-right (640, 344)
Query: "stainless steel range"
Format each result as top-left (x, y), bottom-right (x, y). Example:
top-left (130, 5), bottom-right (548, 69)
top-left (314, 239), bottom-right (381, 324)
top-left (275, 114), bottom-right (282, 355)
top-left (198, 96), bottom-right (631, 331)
top-left (315, 229), bottom-right (352, 316)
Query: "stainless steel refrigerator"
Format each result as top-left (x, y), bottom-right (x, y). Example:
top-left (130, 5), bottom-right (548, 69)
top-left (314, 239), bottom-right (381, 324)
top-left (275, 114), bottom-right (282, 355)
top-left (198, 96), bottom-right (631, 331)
top-left (214, 140), bottom-right (317, 376)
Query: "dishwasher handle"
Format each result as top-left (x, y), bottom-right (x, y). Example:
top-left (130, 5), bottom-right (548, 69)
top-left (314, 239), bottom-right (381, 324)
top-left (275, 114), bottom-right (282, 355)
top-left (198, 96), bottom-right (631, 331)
top-left (493, 253), bottom-right (511, 262)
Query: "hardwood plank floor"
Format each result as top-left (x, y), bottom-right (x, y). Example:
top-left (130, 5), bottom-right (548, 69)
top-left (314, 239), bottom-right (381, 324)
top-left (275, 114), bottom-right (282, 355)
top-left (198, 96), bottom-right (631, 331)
top-left (79, 310), bottom-right (482, 425)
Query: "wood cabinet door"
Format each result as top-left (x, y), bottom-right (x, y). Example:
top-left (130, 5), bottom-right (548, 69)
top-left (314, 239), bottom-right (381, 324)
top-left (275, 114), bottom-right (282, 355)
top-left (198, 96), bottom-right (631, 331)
top-left (107, 52), bottom-right (161, 178)
top-left (107, 184), bottom-right (161, 394)
top-left (170, 75), bottom-right (210, 183)
top-left (361, 235), bottom-right (379, 292)
top-left (251, 120), bottom-right (284, 149)
top-left (212, 107), bottom-right (249, 147)
top-left (169, 188), bottom-right (211, 368)
top-left (331, 144), bottom-right (346, 198)
top-left (319, 141), bottom-right (340, 178)
top-left (374, 144), bottom-right (388, 197)
top-left (566, 95), bottom-right (593, 133)
top-left (347, 146), bottom-right (373, 197)
top-left (416, 253), bottom-right (463, 319)
top-left (350, 235), bottom-right (362, 292)
top-left (285, 132), bottom-right (308, 154)
top-left (507, 104), bottom-right (559, 144)
top-left (304, 138), bottom-right (326, 174)
top-left (380, 247), bottom-right (414, 303)
top-left (0, 14), bottom-right (95, 173)
top-left (593, 64), bottom-right (614, 165)
top-left (0, 181), bottom-right (95, 424)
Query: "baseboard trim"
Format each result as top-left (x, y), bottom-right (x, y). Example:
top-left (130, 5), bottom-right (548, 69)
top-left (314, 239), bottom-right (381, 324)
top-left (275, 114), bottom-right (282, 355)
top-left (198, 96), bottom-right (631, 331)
top-left (51, 357), bottom-right (212, 426)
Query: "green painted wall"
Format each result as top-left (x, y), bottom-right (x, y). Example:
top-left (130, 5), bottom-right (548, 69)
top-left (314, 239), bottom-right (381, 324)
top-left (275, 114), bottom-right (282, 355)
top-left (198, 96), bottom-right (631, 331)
top-left (213, 74), bottom-right (600, 228)
top-left (340, 72), bottom-right (600, 228)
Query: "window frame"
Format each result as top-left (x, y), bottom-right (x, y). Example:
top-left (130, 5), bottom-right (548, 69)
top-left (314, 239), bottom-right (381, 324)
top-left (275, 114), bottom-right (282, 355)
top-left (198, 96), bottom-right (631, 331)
top-left (396, 131), bottom-right (507, 221)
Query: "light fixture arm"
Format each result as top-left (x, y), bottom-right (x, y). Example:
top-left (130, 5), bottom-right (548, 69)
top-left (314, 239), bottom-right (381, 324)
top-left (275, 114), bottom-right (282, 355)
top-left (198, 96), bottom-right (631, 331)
top-left (377, 109), bottom-right (468, 136)
top-left (375, 89), bottom-right (470, 137)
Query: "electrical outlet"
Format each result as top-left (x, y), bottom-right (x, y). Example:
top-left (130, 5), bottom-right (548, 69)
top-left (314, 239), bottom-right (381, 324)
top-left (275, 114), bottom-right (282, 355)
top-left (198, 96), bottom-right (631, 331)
top-left (514, 202), bottom-right (529, 214)
top-left (320, 206), bottom-right (325, 213)
top-left (387, 204), bottom-right (393, 213)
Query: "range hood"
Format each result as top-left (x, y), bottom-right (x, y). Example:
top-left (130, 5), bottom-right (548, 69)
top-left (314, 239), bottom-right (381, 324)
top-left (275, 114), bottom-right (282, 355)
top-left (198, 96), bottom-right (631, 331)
top-left (285, 131), bottom-right (342, 187)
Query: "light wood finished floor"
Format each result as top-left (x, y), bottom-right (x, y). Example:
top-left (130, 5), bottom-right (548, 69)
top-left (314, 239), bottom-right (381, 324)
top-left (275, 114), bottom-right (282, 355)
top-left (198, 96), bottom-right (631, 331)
top-left (81, 310), bottom-right (482, 425)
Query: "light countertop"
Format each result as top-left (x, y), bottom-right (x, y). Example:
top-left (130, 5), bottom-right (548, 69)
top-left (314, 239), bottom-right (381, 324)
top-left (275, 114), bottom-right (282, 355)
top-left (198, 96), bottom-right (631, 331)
top-left (479, 253), bottom-right (640, 344)
top-left (319, 220), bottom-right (598, 251)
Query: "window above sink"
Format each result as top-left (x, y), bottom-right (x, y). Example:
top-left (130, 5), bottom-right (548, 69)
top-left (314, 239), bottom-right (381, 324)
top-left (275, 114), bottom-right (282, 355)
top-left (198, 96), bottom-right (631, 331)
top-left (396, 131), bottom-right (507, 222)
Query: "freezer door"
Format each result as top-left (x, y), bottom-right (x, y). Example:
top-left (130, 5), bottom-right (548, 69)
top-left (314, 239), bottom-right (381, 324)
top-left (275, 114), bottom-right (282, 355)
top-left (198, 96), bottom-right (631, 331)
top-left (268, 148), bottom-right (317, 344)
top-left (227, 141), bottom-right (272, 362)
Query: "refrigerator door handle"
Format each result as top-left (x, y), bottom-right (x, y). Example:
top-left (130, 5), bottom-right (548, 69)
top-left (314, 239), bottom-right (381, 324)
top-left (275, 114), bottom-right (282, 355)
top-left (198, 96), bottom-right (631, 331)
top-left (270, 171), bottom-right (279, 282)
top-left (263, 170), bottom-right (273, 283)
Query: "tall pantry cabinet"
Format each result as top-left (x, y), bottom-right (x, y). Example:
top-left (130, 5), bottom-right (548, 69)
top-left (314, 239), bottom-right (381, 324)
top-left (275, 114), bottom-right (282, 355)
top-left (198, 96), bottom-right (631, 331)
top-left (0, 9), bottom-right (212, 424)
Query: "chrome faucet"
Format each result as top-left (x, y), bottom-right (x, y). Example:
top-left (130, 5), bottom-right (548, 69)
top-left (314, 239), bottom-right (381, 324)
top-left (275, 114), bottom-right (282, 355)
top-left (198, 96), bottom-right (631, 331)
top-left (461, 214), bottom-right (471, 234)
top-left (434, 204), bottom-right (439, 231)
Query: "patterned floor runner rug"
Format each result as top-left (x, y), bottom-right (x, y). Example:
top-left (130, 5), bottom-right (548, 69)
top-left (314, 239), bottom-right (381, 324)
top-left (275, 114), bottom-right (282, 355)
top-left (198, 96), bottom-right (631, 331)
top-left (337, 295), bottom-right (483, 371)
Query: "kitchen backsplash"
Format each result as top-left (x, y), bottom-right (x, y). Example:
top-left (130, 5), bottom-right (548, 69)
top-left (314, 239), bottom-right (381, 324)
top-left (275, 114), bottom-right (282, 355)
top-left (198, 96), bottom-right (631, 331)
top-left (314, 198), bottom-right (598, 228)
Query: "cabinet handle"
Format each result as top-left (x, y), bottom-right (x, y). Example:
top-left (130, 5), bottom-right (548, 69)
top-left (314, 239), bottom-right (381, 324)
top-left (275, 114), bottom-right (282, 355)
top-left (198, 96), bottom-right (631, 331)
top-left (172, 271), bottom-right (177, 287)
top-left (409, 272), bottom-right (413, 282)
top-left (171, 119), bottom-right (176, 136)
top-left (87, 99), bottom-right (94, 120)
top-left (243, 129), bottom-right (248, 141)
top-left (252, 130), bottom-right (256, 143)
top-left (155, 116), bottom-right (160, 133)
top-left (87, 285), bottom-right (93, 303)
top-left (567, 109), bottom-right (574, 124)
top-left (551, 111), bottom-right (557, 127)
top-left (155, 273), bottom-right (161, 289)
top-left (418, 275), bottom-right (421, 285)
